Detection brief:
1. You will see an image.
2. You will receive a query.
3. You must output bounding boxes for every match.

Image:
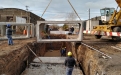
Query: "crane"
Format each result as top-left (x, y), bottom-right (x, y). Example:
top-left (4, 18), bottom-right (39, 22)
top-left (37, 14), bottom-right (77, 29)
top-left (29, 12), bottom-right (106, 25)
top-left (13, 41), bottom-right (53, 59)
top-left (92, 0), bottom-right (121, 41)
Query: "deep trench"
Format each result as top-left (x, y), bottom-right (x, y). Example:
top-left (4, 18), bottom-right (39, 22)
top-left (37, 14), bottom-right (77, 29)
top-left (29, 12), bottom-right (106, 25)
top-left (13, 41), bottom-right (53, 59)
top-left (0, 41), bottom-right (85, 75)
top-left (19, 42), bottom-right (84, 75)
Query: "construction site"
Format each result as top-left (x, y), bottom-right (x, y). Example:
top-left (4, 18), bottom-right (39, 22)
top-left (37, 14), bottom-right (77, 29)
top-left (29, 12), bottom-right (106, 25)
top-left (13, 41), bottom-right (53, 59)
top-left (1, 0), bottom-right (121, 75)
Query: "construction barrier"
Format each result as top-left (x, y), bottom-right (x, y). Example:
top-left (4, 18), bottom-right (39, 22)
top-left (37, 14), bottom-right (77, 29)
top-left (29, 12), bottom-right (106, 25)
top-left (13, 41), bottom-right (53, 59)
top-left (83, 30), bottom-right (121, 36)
top-left (23, 30), bottom-right (32, 35)
top-left (23, 30), bottom-right (27, 35)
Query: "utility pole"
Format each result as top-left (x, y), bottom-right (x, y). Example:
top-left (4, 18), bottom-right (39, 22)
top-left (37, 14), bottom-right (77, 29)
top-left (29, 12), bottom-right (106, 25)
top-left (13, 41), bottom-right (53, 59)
top-left (89, 8), bottom-right (90, 31)
top-left (26, 6), bottom-right (28, 11)
top-left (26, 6), bottom-right (29, 23)
top-left (24, 6), bottom-right (29, 31)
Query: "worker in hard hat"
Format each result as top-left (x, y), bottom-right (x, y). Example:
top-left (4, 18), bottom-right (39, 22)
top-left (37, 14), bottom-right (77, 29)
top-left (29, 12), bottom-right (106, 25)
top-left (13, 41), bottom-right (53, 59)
top-left (60, 48), bottom-right (64, 57)
top-left (6, 24), bottom-right (14, 45)
top-left (65, 51), bottom-right (77, 75)
top-left (63, 47), bottom-right (67, 56)
top-left (70, 26), bottom-right (74, 34)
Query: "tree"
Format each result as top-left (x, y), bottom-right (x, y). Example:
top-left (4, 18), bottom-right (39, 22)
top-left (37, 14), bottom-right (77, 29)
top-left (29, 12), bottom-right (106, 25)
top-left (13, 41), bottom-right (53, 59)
top-left (64, 11), bottom-right (79, 32)
top-left (62, 24), bottom-right (69, 31)
top-left (65, 11), bottom-right (77, 21)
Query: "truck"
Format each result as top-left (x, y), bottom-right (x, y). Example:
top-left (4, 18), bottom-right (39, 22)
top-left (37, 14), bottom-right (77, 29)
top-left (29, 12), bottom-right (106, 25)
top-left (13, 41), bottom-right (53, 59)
top-left (91, 0), bottom-right (121, 41)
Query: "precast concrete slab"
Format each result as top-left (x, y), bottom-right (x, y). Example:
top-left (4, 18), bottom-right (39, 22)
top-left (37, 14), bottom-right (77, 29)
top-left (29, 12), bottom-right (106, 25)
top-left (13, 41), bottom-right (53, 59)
top-left (33, 57), bottom-right (66, 63)
top-left (21, 63), bottom-right (83, 75)
top-left (37, 39), bottom-right (82, 43)
top-left (21, 57), bottom-right (83, 75)
top-left (0, 35), bottom-right (30, 40)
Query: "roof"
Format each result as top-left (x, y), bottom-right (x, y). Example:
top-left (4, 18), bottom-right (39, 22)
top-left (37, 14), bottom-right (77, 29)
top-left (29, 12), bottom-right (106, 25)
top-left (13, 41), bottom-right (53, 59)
top-left (100, 7), bottom-right (115, 10)
top-left (0, 8), bottom-right (40, 18)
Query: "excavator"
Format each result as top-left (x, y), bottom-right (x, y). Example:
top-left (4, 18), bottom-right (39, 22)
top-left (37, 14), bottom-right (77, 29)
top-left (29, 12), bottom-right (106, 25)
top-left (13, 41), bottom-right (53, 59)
top-left (92, 0), bottom-right (121, 41)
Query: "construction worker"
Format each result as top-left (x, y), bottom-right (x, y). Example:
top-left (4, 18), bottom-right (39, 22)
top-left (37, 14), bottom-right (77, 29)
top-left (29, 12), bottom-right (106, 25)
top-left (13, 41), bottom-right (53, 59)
top-left (6, 24), bottom-right (14, 45)
top-left (65, 51), bottom-right (77, 75)
top-left (60, 48), bottom-right (64, 57)
top-left (63, 47), bottom-right (67, 56)
top-left (70, 26), bottom-right (74, 34)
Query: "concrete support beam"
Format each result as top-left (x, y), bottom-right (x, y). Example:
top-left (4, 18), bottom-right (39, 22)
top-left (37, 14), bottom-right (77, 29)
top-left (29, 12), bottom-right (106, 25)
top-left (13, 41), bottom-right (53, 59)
top-left (31, 24), bottom-right (34, 37)
top-left (1, 25), bottom-right (6, 36)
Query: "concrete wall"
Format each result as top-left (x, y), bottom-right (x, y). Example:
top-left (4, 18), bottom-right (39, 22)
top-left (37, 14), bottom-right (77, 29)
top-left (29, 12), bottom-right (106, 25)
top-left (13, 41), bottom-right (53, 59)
top-left (86, 20), bottom-right (99, 31)
top-left (16, 16), bottom-right (26, 23)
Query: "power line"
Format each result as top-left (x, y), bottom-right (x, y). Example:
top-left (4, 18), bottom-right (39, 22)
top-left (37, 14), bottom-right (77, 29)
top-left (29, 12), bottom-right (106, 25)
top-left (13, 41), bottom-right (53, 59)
top-left (15, 0), bottom-right (30, 11)
top-left (15, 0), bottom-right (26, 6)
top-left (26, 6), bottom-right (29, 11)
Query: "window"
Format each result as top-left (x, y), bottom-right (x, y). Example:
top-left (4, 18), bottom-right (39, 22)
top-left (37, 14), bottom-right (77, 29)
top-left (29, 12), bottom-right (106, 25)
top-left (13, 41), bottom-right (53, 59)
top-left (110, 8), bottom-right (115, 15)
top-left (7, 16), bottom-right (13, 22)
top-left (100, 9), bottom-right (105, 16)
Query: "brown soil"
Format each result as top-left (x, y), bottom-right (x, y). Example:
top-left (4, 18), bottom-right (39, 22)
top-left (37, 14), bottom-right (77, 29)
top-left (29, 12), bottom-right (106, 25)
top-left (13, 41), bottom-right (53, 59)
top-left (1, 34), bottom-right (121, 75)
top-left (0, 38), bottom-right (36, 55)
top-left (44, 50), bottom-right (61, 57)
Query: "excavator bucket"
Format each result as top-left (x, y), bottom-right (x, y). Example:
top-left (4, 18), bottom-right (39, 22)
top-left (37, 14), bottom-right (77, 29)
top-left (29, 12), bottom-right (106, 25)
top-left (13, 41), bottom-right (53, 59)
top-left (115, 0), bottom-right (121, 8)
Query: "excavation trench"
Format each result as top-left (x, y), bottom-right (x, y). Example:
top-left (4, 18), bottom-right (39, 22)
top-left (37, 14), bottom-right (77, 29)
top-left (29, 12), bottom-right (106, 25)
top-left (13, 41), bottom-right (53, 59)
top-left (0, 41), bottom-right (84, 75)
top-left (20, 42), bottom-right (84, 75)
top-left (1, 37), bottom-right (112, 75)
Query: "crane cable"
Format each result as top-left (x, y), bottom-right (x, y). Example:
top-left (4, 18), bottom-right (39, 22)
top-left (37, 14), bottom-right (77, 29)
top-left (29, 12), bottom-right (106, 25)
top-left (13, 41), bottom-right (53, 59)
top-left (67, 0), bottom-right (81, 21)
top-left (40, 0), bottom-right (52, 19)
top-left (40, 0), bottom-right (81, 21)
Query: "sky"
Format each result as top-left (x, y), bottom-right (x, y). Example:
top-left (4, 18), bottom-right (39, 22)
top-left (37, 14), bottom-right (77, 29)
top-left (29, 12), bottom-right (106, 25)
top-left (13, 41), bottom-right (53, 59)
top-left (0, 0), bottom-right (117, 21)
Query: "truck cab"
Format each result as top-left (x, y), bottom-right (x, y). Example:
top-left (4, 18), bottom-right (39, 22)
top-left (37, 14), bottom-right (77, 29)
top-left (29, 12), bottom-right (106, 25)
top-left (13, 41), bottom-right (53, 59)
top-left (100, 8), bottom-right (115, 22)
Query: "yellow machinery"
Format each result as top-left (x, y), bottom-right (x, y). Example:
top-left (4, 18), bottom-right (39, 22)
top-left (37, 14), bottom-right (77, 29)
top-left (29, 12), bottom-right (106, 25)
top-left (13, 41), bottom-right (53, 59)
top-left (92, 0), bottom-right (121, 40)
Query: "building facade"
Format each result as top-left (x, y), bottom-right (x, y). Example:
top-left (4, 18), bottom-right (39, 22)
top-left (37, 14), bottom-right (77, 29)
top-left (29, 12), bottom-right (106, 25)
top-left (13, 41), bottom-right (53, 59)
top-left (0, 8), bottom-right (45, 37)
top-left (0, 8), bottom-right (45, 24)
top-left (83, 16), bottom-right (101, 31)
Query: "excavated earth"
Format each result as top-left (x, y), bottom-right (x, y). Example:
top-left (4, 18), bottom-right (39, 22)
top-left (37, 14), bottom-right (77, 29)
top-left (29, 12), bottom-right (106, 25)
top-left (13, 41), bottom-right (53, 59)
top-left (0, 34), bottom-right (121, 75)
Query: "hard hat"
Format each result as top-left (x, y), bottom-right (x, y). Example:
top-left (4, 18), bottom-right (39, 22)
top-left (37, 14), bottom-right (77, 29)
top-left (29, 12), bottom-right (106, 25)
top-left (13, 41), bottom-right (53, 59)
top-left (7, 24), bottom-right (11, 27)
top-left (67, 51), bottom-right (72, 56)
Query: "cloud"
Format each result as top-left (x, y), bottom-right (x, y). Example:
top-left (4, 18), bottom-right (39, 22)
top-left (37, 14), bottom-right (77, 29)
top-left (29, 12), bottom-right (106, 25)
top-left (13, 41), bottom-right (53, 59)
top-left (85, 0), bottom-right (117, 9)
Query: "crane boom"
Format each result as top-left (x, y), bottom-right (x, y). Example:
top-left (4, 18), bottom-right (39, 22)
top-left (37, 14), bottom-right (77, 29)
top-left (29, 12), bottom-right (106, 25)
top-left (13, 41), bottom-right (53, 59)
top-left (115, 0), bottom-right (121, 8)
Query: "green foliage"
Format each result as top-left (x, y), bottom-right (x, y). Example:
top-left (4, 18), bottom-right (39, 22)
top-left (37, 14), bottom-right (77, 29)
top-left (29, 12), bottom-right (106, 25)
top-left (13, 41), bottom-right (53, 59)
top-left (63, 24), bottom-right (69, 31)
